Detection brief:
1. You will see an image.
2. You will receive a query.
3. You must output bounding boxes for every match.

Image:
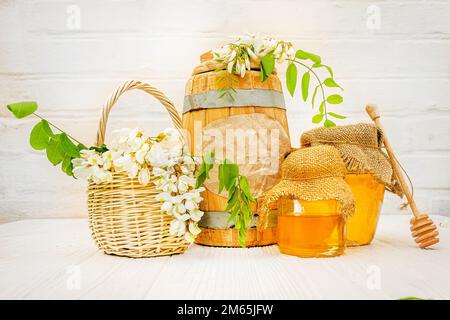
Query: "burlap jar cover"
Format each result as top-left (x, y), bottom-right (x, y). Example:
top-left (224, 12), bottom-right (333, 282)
top-left (259, 145), bottom-right (355, 229)
top-left (301, 123), bottom-right (402, 195)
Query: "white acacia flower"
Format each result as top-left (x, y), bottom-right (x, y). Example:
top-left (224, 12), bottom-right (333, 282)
top-left (247, 47), bottom-right (257, 60)
top-left (189, 221), bottom-right (201, 236)
top-left (146, 143), bottom-right (172, 168)
top-left (135, 143), bottom-right (150, 164)
top-left (240, 62), bottom-right (246, 77)
top-left (227, 61), bottom-right (234, 74)
top-left (189, 209), bottom-right (204, 222)
top-left (138, 167), bottom-right (151, 186)
top-left (184, 232), bottom-right (195, 243)
top-left (170, 219), bottom-right (186, 237)
top-left (72, 149), bottom-right (112, 183)
top-left (113, 154), bottom-right (140, 178)
top-left (213, 33), bottom-right (293, 77)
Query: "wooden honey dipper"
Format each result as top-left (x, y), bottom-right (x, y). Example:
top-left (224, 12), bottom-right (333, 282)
top-left (366, 104), bottom-right (439, 249)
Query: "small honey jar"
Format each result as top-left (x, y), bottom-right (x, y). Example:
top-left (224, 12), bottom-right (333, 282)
top-left (278, 199), bottom-right (345, 257)
top-left (301, 123), bottom-right (402, 247)
top-left (258, 146), bottom-right (355, 258)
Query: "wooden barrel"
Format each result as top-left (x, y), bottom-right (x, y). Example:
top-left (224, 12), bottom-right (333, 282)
top-left (182, 51), bottom-right (291, 247)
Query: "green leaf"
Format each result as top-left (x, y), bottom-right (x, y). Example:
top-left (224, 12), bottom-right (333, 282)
top-left (327, 94), bottom-right (343, 104)
top-left (312, 114), bottom-right (324, 124)
top-left (324, 119), bottom-right (336, 127)
top-left (295, 50), bottom-right (321, 64)
top-left (398, 297), bottom-right (427, 300)
top-left (260, 53), bottom-right (275, 82)
top-left (319, 101), bottom-right (325, 114)
top-left (312, 63), bottom-right (333, 78)
top-left (286, 63), bottom-right (298, 97)
top-left (301, 72), bottom-right (310, 102)
top-left (311, 85), bottom-right (319, 108)
top-left (328, 112), bottom-right (347, 119)
top-left (239, 176), bottom-right (255, 202)
top-left (195, 161), bottom-right (207, 188)
top-left (46, 138), bottom-right (64, 165)
top-left (228, 204), bottom-right (240, 223)
top-left (225, 175), bottom-right (237, 191)
top-left (89, 144), bottom-right (107, 153)
top-left (195, 171), bottom-right (207, 189)
top-left (323, 78), bottom-right (343, 90)
top-left (61, 155), bottom-right (73, 176)
top-left (41, 120), bottom-right (56, 138)
top-left (226, 188), bottom-right (239, 211)
top-left (218, 164), bottom-right (225, 193)
top-left (204, 151), bottom-right (215, 173)
top-left (30, 120), bottom-right (50, 150)
top-left (7, 101), bottom-right (38, 119)
top-left (77, 143), bottom-right (88, 151)
top-left (60, 133), bottom-right (80, 158)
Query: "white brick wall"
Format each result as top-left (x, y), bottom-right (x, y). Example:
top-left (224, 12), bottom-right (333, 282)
top-left (1, 0), bottom-right (449, 222)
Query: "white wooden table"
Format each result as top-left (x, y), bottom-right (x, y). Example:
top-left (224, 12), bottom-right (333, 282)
top-left (0, 215), bottom-right (448, 300)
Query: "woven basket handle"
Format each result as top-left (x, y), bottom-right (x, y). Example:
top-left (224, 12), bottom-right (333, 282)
top-left (95, 80), bottom-right (183, 146)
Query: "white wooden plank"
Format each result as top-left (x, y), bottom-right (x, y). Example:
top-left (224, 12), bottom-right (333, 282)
top-left (0, 216), bottom-right (448, 300)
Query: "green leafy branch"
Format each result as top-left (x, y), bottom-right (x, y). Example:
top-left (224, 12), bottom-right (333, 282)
top-left (287, 50), bottom-right (345, 127)
top-left (259, 49), bottom-right (345, 127)
top-left (6, 101), bottom-right (94, 177)
top-left (196, 151), bottom-right (256, 247)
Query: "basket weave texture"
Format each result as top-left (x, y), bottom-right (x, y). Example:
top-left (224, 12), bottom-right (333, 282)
top-left (87, 80), bottom-right (189, 258)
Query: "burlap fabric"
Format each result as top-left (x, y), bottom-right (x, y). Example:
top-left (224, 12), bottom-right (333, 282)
top-left (301, 123), bottom-right (402, 196)
top-left (258, 145), bottom-right (355, 229)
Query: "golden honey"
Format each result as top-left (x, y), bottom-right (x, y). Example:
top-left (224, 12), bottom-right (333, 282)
top-left (277, 199), bottom-right (345, 258)
top-left (345, 173), bottom-right (385, 246)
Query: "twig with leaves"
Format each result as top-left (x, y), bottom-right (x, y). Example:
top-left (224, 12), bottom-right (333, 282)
top-left (212, 34), bottom-right (346, 127)
top-left (285, 50), bottom-right (345, 127)
top-left (196, 151), bottom-right (256, 247)
top-left (6, 101), bottom-right (105, 177)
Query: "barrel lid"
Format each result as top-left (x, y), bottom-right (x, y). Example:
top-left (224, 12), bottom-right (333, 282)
top-left (192, 51), bottom-right (276, 76)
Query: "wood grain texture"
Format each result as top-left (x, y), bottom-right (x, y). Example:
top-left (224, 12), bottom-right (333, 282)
top-left (0, 215), bottom-right (448, 300)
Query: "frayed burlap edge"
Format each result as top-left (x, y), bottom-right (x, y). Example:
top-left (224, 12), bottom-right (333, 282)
top-left (301, 123), bottom-right (403, 197)
top-left (258, 178), bottom-right (355, 229)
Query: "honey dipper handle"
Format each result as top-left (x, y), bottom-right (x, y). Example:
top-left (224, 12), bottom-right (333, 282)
top-left (365, 104), bottom-right (421, 219)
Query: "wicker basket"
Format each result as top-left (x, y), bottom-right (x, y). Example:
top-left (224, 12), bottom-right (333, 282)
top-left (87, 80), bottom-right (189, 258)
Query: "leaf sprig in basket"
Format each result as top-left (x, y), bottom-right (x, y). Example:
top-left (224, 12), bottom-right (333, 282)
top-left (212, 33), bottom-right (345, 127)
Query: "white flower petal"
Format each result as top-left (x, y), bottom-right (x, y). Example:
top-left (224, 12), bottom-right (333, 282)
top-left (185, 232), bottom-right (195, 243)
top-left (189, 222), bottom-right (201, 236)
top-left (138, 168), bottom-right (151, 186)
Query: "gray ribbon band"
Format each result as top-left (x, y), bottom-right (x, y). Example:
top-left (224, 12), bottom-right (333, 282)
top-left (183, 89), bottom-right (286, 113)
top-left (198, 210), bottom-right (278, 229)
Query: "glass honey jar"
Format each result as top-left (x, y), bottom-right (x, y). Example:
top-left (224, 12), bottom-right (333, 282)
top-left (277, 199), bottom-right (345, 258)
top-left (301, 123), bottom-right (399, 248)
top-left (258, 145), bottom-right (355, 259)
top-left (345, 173), bottom-right (385, 246)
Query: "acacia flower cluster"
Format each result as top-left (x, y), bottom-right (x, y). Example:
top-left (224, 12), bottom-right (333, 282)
top-left (212, 33), bottom-right (294, 77)
top-left (71, 127), bottom-right (205, 243)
